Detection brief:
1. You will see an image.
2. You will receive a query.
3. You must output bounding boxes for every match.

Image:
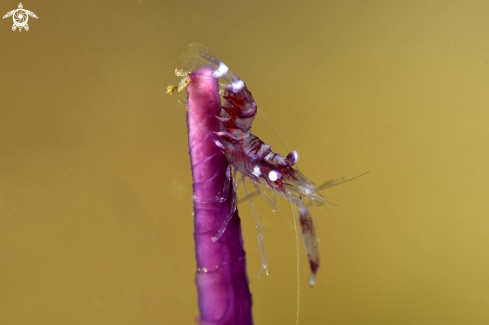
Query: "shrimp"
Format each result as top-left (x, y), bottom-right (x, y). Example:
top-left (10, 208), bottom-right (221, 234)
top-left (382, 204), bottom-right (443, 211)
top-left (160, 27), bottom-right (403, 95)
top-left (170, 43), bottom-right (362, 286)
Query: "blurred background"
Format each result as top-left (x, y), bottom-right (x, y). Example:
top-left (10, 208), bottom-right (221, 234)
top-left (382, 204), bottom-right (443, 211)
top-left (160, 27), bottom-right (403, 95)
top-left (1, 0), bottom-right (489, 324)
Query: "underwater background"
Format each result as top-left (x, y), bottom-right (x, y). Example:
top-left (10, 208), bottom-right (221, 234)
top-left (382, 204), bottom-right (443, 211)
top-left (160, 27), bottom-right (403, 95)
top-left (1, 0), bottom-right (489, 324)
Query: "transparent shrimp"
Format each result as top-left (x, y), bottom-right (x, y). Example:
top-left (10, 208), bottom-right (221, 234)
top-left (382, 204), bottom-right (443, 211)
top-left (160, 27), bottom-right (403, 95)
top-left (173, 42), bottom-right (324, 284)
top-left (172, 42), bottom-right (368, 288)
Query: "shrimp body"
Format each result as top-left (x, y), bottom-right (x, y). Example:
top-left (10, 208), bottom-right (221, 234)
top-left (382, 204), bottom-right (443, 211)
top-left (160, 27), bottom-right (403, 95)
top-left (218, 79), bottom-right (322, 286)
top-left (217, 77), bottom-right (324, 206)
top-left (179, 43), bottom-right (323, 285)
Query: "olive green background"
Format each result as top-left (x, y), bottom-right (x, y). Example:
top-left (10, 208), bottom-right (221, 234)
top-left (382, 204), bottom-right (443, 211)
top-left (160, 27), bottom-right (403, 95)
top-left (1, 0), bottom-right (489, 324)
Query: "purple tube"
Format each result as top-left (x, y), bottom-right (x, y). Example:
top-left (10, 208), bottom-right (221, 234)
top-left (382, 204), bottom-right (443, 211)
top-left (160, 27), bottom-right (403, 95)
top-left (186, 67), bottom-right (253, 325)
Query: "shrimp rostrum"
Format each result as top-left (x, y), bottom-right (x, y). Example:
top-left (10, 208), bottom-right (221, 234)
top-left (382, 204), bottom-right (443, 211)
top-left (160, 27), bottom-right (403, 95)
top-left (174, 43), bottom-right (337, 287)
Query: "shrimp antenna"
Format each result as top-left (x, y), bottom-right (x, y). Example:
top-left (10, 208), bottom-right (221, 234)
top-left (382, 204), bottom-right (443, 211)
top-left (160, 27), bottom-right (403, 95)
top-left (315, 171), bottom-right (370, 222)
top-left (316, 171), bottom-right (370, 192)
top-left (291, 203), bottom-right (301, 325)
top-left (323, 203), bottom-right (337, 223)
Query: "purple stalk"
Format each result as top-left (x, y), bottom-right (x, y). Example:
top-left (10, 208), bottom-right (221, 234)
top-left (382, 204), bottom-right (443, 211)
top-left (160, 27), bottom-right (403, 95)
top-left (186, 67), bottom-right (253, 325)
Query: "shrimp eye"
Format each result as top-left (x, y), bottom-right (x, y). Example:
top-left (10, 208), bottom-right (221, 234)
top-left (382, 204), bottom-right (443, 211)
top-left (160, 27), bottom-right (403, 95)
top-left (286, 150), bottom-right (299, 166)
top-left (268, 170), bottom-right (278, 182)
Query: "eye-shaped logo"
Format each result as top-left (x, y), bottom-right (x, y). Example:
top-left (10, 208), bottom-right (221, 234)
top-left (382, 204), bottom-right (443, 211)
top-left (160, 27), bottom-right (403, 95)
top-left (3, 3), bottom-right (38, 32)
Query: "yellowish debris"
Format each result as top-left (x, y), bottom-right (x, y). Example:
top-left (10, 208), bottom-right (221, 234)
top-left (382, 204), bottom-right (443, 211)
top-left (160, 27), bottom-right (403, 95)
top-left (175, 68), bottom-right (189, 77)
top-left (177, 76), bottom-right (191, 92)
top-left (167, 68), bottom-right (191, 95)
top-left (166, 85), bottom-right (178, 95)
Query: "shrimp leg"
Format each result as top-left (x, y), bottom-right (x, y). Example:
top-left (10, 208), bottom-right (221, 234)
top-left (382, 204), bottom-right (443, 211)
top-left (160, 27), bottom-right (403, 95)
top-left (252, 181), bottom-right (279, 212)
top-left (193, 164), bottom-right (232, 203)
top-left (212, 168), bottom-right (239, 242)
top-left (243, 176), bottom-right (269, 278)
top-left (297, 203), bottom-right (320, 287)
top-left (219, 163), bottom-right (232, 202)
